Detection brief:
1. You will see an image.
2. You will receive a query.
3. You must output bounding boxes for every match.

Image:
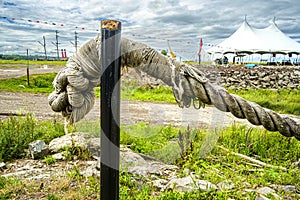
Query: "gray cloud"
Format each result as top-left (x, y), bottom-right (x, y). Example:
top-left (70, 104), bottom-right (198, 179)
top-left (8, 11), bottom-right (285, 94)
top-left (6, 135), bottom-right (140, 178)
top-left (1, 0), bottom-right (300, 60)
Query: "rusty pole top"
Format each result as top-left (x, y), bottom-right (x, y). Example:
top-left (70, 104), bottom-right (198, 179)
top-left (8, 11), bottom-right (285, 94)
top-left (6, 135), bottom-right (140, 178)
top-left (101, 19), bottom-right (121, 31)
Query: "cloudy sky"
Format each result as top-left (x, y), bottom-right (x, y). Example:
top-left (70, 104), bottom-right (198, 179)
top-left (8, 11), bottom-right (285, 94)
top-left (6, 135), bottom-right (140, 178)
top-left (1, 0), bottom-right (300, 61)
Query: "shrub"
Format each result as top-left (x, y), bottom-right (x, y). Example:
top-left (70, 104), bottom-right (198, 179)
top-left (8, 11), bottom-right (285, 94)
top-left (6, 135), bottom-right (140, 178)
top-left (0, 114), bottom-right (64, 162)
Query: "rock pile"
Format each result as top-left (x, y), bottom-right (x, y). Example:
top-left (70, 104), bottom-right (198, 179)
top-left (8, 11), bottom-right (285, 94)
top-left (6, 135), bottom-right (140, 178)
top-left (124, 65), bottom-right (300, 90)
top-left (203, 66), bottom-right (300, 90)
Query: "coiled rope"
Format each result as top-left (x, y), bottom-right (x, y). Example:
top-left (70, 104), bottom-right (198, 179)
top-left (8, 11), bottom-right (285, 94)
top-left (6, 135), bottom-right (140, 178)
top-left (48, 34), bottom-right (300, 140)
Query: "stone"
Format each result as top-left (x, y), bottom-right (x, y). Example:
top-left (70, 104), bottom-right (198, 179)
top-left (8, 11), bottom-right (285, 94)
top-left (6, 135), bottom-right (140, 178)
top-left (120, 147), bottom-right (178, 176)
top-left (217, 181), bottom-right (235, 191)
top-left (165, 175), bottom-right (217, 192)
top-left (81, 161), bottom-right (100, 178)
top-left (96, 159), bottom-right (100, 170)
top-left (165, 176), bottom-right (197, 192)
top-left (49, 132), bottom-right (88, 152)
top-left (198, 179), bottom-right (217, 191)
top-left (255, 194), bottom-right (270, 200)
top-left (0, 162), bottom-right (6, 170)
top-left (215, 66), bottom-right (299, 90)
top-left (28, 140), bottom-right (49, 159)
top-left (294, 70), bottom-right (300, 76)
top-left (151, 179), bottom-right (169, 190)
top-left (227, 77), bottom-right (236, 83)
top-left (27, 173), bottom-right (51, 180)
top-left (276, 185), bottom-right (297, 192)
top-left (48, 132), bottom-right (99, 157)
top-left (257, 186), bottom-right (275, 195)
top-left (85, 137), bottom-right (100, 157)
top-left (49, 133), bottom-right (180, 178)
top-left (258, 71), bottom-right (266, 78)
top-left (256, 186), bottom-right (281, 199)
top-left (52, 152), bottom-right (65, 160)
top-left (262, 76), bottom-right (270, 82)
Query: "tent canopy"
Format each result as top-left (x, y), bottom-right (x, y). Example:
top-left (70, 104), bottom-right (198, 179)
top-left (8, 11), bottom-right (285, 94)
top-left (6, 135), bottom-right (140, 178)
top-left (207, 19), bottom-right (300, 55)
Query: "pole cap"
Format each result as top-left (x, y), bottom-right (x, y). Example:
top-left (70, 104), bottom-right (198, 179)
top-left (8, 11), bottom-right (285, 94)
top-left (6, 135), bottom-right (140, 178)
top-left (101, 20), bottom-right (121, 30)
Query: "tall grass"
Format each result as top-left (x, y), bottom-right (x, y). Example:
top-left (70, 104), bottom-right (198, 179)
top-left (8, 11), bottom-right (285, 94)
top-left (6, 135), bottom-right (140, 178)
top-left (0, 114), bottom-right (64, 162)
top-left (123, 85), bottom-right (176, 104)
top-left (217, 124), bottom-right (300, 165)
top-left (228, 88), bottom-right (300, 116)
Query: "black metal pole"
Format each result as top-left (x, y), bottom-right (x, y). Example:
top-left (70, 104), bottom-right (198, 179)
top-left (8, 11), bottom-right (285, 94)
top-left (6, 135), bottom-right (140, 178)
top-left (26, 49), bottom-right (30, 86)
top-left (43, 36), bottom-right (47, 60)
top-left (100, 20), bottom-right (121, 200)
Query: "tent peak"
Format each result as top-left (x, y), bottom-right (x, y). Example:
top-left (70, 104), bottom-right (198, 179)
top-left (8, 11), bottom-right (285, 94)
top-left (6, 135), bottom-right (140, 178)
top-left (244, 15), bottom-right (248, 23)
top-left (272, 16), bottom-right (279, 27)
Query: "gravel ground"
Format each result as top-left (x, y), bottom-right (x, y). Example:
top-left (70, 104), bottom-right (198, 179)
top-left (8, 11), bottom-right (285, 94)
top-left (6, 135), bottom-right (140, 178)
top-left (0, 90), bottom-right (252, 129)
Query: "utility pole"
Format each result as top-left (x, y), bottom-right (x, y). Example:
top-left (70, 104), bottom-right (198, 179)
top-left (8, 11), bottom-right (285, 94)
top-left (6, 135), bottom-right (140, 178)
top-left (37, 36), bottom-right (47, 60)
top-left (52, 30), bottom-right (60, 60)
top-left (74, 31), bottom-right (78, 53)
top-left (70, 31), bottom-right (79, 53)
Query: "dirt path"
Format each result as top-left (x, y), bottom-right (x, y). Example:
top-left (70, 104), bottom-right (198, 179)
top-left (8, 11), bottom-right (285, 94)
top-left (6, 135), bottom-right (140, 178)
top-left (0, 91), bottom-right (252, 129)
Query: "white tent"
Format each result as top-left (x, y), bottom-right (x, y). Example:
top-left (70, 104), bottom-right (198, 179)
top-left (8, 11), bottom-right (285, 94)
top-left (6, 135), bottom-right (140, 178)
top-left (207, 19), bottom-right (300, 55)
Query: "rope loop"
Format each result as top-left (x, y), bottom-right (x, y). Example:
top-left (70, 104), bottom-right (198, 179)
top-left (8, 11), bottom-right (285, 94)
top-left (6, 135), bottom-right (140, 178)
top-left (193, 97), bottom-right (205, 110)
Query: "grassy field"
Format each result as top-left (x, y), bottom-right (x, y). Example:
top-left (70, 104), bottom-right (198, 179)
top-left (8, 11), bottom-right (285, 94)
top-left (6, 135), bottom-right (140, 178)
top-left (0, 73), bottom-right (56, 93)
top-left (0, 59), bottom-right (66, 66)
top-left (1, 73), bottom-right (299, 116)
top-left (228, 88), bottom-right (300, 116)
top-left (0, 65), bottom-right (299, 198)
top-left (0, 116), bottom-right (299, 199)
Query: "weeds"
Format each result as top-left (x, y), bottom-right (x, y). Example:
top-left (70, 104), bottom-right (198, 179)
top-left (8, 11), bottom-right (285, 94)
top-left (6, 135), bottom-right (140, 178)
top-left (0, 114), bottom-right (64, 162)
top-left (44, 156), bottom-right (56, 165)
top-left (228, 88), bottom-right (300, 116)
top-left (62, 145), bottom-right (93, 161)
top-left (0, 121), bottom-right (300, 199)
top-left (178, 126), bottom-right (194, 161)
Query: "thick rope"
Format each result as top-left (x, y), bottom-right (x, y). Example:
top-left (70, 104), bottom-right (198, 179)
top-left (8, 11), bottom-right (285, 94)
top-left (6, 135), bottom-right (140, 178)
top-left (48, 35), bottom-right (300, 140)
top-left (185, 74), bottom-right (300, 140)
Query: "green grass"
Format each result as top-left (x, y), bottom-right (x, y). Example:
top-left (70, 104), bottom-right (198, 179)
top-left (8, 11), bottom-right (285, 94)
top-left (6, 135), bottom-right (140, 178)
top-left (218, 124), bottom-right (300, 166)
top-left (122, 85), bottom-right (176, 104)
top-left (0, 59), bottom-right (66, 66)
top-left (0, 116), bottom-right (299, 199)
top-left (229, 88), bottom-right (300, 116)
top-left (0, 69), bottom-right (299, 198)
top-left (0, 73), bottom-right (56, 93)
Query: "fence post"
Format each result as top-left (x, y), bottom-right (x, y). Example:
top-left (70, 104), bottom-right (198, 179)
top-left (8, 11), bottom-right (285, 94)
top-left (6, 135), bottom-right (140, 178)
top-left (100, 19), bottom-right (121, 200)
top-left (26, 49), bottom-right (30, 86)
